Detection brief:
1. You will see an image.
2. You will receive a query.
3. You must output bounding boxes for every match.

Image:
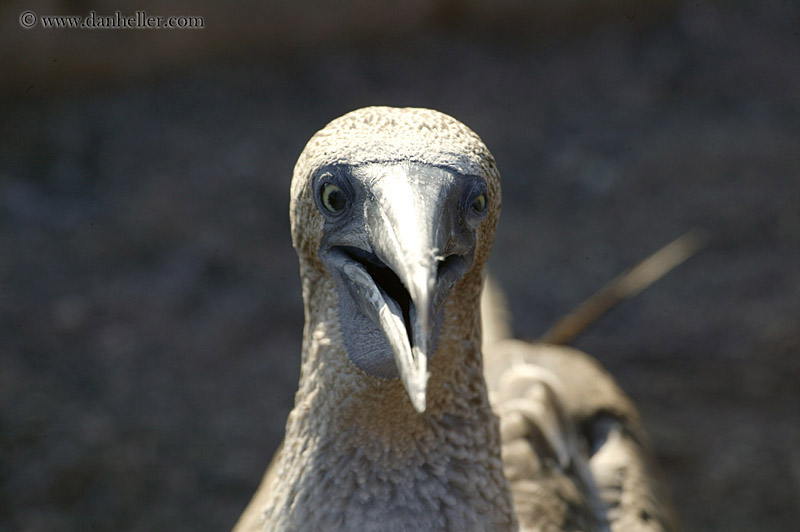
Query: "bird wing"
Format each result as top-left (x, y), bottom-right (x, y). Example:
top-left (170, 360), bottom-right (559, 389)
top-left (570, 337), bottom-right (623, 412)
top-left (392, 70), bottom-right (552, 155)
top-left (485, 339), bottom-right (679, 532)
top-left (232, 443), bottom-right (282, 532)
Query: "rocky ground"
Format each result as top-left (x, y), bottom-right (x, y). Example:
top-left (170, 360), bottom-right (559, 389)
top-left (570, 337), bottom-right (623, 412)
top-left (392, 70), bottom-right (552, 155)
top-left (1, 2), bottom-right (799, 531)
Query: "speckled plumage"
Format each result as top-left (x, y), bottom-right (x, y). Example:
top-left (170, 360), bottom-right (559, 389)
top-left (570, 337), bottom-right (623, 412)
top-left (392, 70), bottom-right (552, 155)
top-left (234, 107), bottom-right (678, 532)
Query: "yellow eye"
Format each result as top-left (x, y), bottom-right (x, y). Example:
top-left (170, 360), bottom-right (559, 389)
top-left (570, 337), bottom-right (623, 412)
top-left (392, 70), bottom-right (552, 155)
top-left (471, 193), bottom-right (487, 213)
top-left (321, 182), bottom-right (347, 213)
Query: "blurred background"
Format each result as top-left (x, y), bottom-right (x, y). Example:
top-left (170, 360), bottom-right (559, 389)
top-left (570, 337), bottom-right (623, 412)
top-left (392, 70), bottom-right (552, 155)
top-left (1, 0), bottom-right (799, 530)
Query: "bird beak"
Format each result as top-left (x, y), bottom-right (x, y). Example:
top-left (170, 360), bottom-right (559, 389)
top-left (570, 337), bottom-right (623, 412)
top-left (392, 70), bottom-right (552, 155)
top-left (350, 164), bottom-right (458, 413)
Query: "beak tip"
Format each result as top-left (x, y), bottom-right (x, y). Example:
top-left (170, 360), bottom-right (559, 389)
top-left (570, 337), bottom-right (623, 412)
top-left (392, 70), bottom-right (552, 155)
top-left (404, 356), bottom-right (429, 414)
top-left (411, 386), bottom-right (428, 413)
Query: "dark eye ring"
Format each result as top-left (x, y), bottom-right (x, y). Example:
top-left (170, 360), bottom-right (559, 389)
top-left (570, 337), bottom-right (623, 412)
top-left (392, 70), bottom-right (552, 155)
top-left (321, 182), bottom-right (348, 213)
top-left (471, 192), bottom-right (487, 213)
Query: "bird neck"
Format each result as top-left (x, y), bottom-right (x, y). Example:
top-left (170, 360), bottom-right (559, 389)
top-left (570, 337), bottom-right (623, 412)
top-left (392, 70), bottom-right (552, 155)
top-left (264, 267), bottom-right (515, 530)
top-left (292, 268), bottom-right (495, 448)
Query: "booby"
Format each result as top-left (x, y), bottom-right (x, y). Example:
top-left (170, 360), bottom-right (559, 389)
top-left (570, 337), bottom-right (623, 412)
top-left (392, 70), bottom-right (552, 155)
top-left (234, 107), bottom-right (678, 531)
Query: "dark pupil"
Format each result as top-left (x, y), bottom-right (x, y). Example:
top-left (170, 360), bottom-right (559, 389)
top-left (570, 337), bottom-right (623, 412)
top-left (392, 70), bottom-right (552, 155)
top-left (327, 188), bottom-right (346, 212)
top-left (472, 194), bottom-right (485, 211)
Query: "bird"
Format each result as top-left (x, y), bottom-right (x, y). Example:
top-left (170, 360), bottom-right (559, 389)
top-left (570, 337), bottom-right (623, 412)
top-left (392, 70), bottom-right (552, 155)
top-left (233, 106), bottom-right (679, 532)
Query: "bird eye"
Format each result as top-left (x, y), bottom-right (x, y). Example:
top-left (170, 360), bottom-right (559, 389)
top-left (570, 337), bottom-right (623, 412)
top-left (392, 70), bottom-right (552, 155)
top-left (321, 182), bottom-right (347, 213)
top-left (471, 193), bottom-right (487, 213)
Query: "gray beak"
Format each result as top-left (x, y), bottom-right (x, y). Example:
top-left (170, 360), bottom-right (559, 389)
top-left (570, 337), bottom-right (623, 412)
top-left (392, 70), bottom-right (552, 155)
top-left (367, 165), bottom-right (454, 413)
top-left (339, 164), bottom-right (463, 413)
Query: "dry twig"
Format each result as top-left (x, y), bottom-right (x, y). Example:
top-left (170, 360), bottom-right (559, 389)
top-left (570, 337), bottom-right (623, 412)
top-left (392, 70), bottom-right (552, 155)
top-left (540, 228), bottom-right (709, 345)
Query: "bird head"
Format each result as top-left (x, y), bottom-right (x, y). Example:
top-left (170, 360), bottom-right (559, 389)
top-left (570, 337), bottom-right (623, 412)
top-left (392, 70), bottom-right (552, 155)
top-left (290, 107), bottom-right (501, 413)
